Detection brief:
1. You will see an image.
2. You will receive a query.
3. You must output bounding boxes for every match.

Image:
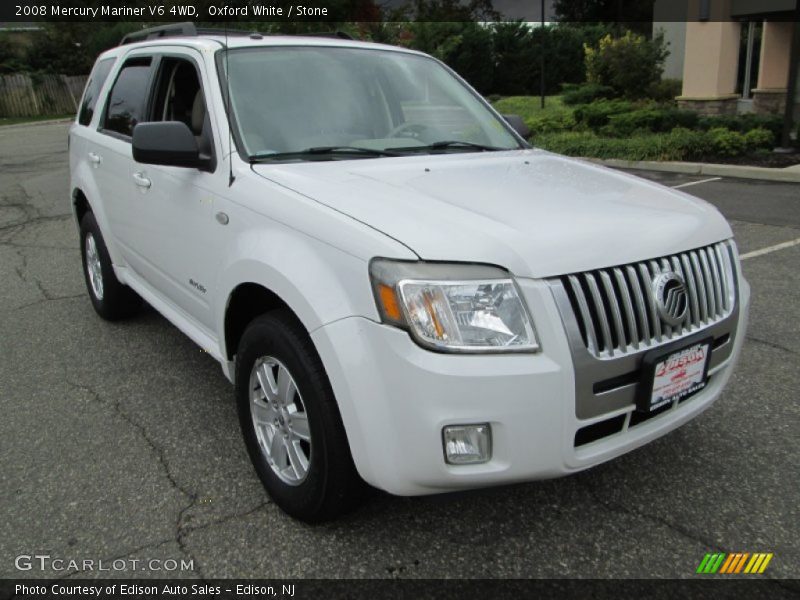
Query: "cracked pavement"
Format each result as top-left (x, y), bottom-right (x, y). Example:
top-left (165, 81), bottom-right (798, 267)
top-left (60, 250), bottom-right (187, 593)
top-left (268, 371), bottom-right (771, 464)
top-left (0, 122), bottom-right (798, 582)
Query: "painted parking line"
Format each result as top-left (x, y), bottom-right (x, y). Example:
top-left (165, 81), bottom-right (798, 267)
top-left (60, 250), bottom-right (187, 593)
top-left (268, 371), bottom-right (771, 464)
top-left (740, 237), bottom-right (800, 260)
top-left (671, 177), bottom-right (723, 190)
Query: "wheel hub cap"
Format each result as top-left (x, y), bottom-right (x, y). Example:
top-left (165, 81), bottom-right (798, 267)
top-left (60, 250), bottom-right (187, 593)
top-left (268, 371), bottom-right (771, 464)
top-left (85, 233), bottom-right (104, 300)
top-left (249, 356), bottom-right (311, 485)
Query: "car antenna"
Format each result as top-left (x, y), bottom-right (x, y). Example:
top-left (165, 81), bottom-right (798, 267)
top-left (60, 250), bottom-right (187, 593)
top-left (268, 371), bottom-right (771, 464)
top-left (225, 24), bottom-right (235, 187)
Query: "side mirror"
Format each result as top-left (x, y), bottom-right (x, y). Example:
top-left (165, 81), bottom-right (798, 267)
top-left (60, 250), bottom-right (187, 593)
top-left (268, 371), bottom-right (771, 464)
top-left (502, 114), bottom-right (530, 140)
top-left (132, 122), bottom-right (211, 170)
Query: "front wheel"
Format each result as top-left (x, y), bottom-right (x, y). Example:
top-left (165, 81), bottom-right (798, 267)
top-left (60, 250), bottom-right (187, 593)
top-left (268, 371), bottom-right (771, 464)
top-left (235, 311), bottom-right (364, 522)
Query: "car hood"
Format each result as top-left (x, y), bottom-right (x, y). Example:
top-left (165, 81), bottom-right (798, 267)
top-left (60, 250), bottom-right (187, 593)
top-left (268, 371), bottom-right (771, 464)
top-left (251, 149), bottom-right (732, 278)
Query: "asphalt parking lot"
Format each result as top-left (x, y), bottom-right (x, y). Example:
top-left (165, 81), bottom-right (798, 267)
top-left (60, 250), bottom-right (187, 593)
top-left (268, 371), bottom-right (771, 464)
top-left (0, 121), bottom-right (798, 582)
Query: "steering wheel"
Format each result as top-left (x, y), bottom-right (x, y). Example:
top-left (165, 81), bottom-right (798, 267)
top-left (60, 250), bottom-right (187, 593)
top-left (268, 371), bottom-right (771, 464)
top-left (387, 122), bottom-right (429, 139)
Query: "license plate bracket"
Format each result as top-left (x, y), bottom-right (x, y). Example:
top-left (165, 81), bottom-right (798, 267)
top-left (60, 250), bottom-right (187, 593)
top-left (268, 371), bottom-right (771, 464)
top-left (637, 336), bottom-right (713, 413)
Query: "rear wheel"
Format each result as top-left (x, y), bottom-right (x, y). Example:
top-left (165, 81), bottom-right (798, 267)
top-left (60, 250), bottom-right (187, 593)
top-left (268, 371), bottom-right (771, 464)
top-left (80, 211), bottom-right (141, 320)
top-left (235, 310), bottom-right (363, 522)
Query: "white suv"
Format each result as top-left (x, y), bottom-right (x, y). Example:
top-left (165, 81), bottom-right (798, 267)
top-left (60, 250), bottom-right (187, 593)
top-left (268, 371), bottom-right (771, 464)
top-left (69, 25), bottom-right (750, 521)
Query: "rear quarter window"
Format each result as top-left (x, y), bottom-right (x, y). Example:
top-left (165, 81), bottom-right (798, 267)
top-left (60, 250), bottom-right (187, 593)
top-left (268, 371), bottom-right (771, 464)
top-left (103, 57), bottom-right (153, 138)
top-left (78, 57), bottom-right (115, 126)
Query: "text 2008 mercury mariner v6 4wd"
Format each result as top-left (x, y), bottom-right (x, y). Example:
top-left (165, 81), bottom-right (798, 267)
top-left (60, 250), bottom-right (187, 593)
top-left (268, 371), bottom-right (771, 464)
top-left (69, 24), bottom-right (749, 521)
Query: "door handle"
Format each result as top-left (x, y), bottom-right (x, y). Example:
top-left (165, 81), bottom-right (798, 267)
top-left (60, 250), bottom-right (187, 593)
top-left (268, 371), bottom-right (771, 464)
top-left (132, 172), bottom-right (152, 189)
top-left (88, 152), bottom-right (102, 165)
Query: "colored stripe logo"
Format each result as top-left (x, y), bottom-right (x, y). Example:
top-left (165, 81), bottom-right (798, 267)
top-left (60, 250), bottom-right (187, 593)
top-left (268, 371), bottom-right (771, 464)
top-left (696, 552), bottom-right (773, 574)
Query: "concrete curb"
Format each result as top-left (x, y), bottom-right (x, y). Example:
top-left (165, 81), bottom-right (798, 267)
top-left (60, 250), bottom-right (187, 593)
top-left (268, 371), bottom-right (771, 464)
top-left (0, 118), bottom-right (73, 130)
top-left (586, 157), bottom-right (800, 183)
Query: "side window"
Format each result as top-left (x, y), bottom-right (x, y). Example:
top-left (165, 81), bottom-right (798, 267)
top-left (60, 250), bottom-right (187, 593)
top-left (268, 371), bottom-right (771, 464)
top-left (151, 57), bottom-right (213, 159)
top-left (151, 58), bottom-right (205, 134)
top-left (78, 58), bottom-right (115, 126)
top-left (103, 57), bottom-right (153, 138)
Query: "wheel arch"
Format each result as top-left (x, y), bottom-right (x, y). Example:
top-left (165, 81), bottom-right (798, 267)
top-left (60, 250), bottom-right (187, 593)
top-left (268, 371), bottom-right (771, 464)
top-left (72, 187), bottom-right (91, 225)
top-left (223, 282), bottom-right (307, 362)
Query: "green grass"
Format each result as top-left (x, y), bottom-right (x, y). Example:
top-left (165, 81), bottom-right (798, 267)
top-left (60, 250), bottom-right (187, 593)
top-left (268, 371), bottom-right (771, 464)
top-left (492, 96), bottom-right (577, 135)
top-left (0, 114), bottom-right (73, 127)
top-left (492, 95), bottom-right (566, 120)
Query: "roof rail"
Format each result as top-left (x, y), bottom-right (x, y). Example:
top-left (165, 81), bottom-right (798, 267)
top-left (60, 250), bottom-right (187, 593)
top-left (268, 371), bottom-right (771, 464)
top-left (120, 23), bottom-right (197, 45)
top-left (120, 23), bottom-right (354, 45)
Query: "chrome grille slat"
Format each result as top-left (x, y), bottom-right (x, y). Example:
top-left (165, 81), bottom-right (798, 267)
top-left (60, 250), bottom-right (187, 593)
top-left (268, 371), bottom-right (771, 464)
top-left (705, 247), bottom-right (724, 317)
top-left (600, 271), bottom-right (626, 351)
top-left (690, 251), bottom-right (709, 323)
top-left (716, 244), bottom-right (733, 311)
top-left (698, 249), bottom-right (717, 320)
top-left (567, 275), bottom-right (599, 354)
top-left (585, 273), bottom-right (614, 357)
top-left (715, 245), bottom-right (729, 311)
top-left (680, 253), bottom-right (701, 326)
top-left (613, 267), bottom-right (638, 350)
top-left (625, 265), bottom-right (650, 342)
top-left (558, 242), bottom-right (736, 358)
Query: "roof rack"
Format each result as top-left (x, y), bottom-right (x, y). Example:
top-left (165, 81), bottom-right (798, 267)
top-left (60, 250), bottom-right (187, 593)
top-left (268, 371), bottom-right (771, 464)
top-left (120, 23), bottom-right (353, 46)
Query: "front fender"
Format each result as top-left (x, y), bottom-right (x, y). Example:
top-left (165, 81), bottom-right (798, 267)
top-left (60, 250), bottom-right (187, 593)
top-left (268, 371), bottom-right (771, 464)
top-left (214, 225), bottom-right (395, 358)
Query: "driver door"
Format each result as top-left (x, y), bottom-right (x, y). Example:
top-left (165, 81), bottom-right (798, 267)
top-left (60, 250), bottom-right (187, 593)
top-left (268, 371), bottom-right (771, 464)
top-left (124, 49), bottom-right (228, 333)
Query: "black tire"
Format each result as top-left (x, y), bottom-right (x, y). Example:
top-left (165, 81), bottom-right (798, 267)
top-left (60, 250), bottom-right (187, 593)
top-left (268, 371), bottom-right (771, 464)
top-left (79, 211), bottom-right (141, 320)
top-left (236, 310), bottom-right (364, 522)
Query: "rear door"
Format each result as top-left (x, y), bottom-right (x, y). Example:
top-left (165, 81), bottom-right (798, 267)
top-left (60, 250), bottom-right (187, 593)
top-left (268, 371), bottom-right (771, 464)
top-left (94, 54), bottom-right (157, 258)
top-left (69, 55), bottom-right (118, 247)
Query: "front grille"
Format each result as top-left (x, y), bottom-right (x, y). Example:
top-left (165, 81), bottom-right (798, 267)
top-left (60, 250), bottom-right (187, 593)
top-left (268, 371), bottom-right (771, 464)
top-left (559, 241), bottom-right (736, 358)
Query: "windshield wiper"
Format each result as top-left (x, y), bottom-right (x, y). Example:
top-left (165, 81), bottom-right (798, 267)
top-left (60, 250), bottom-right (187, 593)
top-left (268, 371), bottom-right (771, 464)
top-left (250, 146), bottom-right (400, 162)
top-left (393, 140), bottom-right (506, 154)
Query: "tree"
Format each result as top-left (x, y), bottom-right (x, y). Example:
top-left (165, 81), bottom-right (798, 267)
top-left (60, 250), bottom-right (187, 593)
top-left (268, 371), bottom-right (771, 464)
top-left (491, 22), bottom-right (537, 95)
top-left (24, 23), bottom-right (139, 75)
top-left (403, 22), bottom-right (495, 93)
top-left (584, 30), bottom-right (669, 98)
top-left (401, 0), bottom-right (501, 21)
top-left (554, 0), bottom-right (655, 35)
top-left (0, 36), bottom-right (25, 74)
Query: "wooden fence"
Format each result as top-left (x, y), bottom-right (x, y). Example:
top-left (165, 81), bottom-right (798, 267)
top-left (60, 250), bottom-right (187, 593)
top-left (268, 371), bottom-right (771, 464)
top-left (0, 74), bottom-right (87, 118)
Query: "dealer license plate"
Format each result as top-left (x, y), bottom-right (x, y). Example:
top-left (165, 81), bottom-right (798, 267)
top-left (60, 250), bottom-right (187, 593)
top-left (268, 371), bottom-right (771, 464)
top-left (644, 341), bottom-right (711, 412)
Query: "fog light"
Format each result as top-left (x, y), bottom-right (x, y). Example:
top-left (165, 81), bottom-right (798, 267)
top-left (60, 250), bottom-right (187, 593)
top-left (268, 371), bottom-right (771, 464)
top-left (443, 424), bottom-right (491, 465)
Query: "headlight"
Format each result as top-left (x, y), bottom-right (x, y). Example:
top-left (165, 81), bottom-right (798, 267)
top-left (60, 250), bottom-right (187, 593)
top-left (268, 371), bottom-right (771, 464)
top-left (369, 259), bottom-right (539, 353)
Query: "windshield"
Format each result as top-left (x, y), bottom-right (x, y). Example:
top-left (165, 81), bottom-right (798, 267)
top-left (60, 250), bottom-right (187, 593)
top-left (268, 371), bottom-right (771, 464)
top-left (221, 46), bottom-right (522, 160)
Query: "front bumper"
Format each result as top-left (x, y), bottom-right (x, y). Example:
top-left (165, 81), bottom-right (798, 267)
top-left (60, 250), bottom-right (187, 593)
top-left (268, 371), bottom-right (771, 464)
top-left (311, 275), bottom-right (750, 496)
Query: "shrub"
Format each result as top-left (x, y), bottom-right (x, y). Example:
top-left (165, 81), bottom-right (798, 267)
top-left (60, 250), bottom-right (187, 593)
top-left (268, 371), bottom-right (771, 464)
top-left (647, 78), bottom-right (683, 102)
top-left (665, 127), bottom-right (711, 160)
top-left (534, 128), bottom-right (714, 162)
top-left (708, 127), bottom-right (746, 157)
top-left (527, 110), bottom-right (577, 134)
top-left (606, 107), bottom-right (699, 136)
top-left (584, 31), bottom-right (669, 99)
top-left (573, 99), bottom-right (634, 129)
top-left (743, 127), bottom-right (775, 151)
top-left (698, 114), bottom-right (783, 140)
top-left (561, 83), bottom-right (616, 105)
top-left (492, 96), bottom-right (575, 136)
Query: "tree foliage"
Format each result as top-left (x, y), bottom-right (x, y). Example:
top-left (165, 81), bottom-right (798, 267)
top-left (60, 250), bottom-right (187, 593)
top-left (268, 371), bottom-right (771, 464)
top-left (23, 23), bottom-right (139, 75)
top-left (584, 30), bottom-right (668, 98)
top-left (553, 0), bottom-right (654, 34)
